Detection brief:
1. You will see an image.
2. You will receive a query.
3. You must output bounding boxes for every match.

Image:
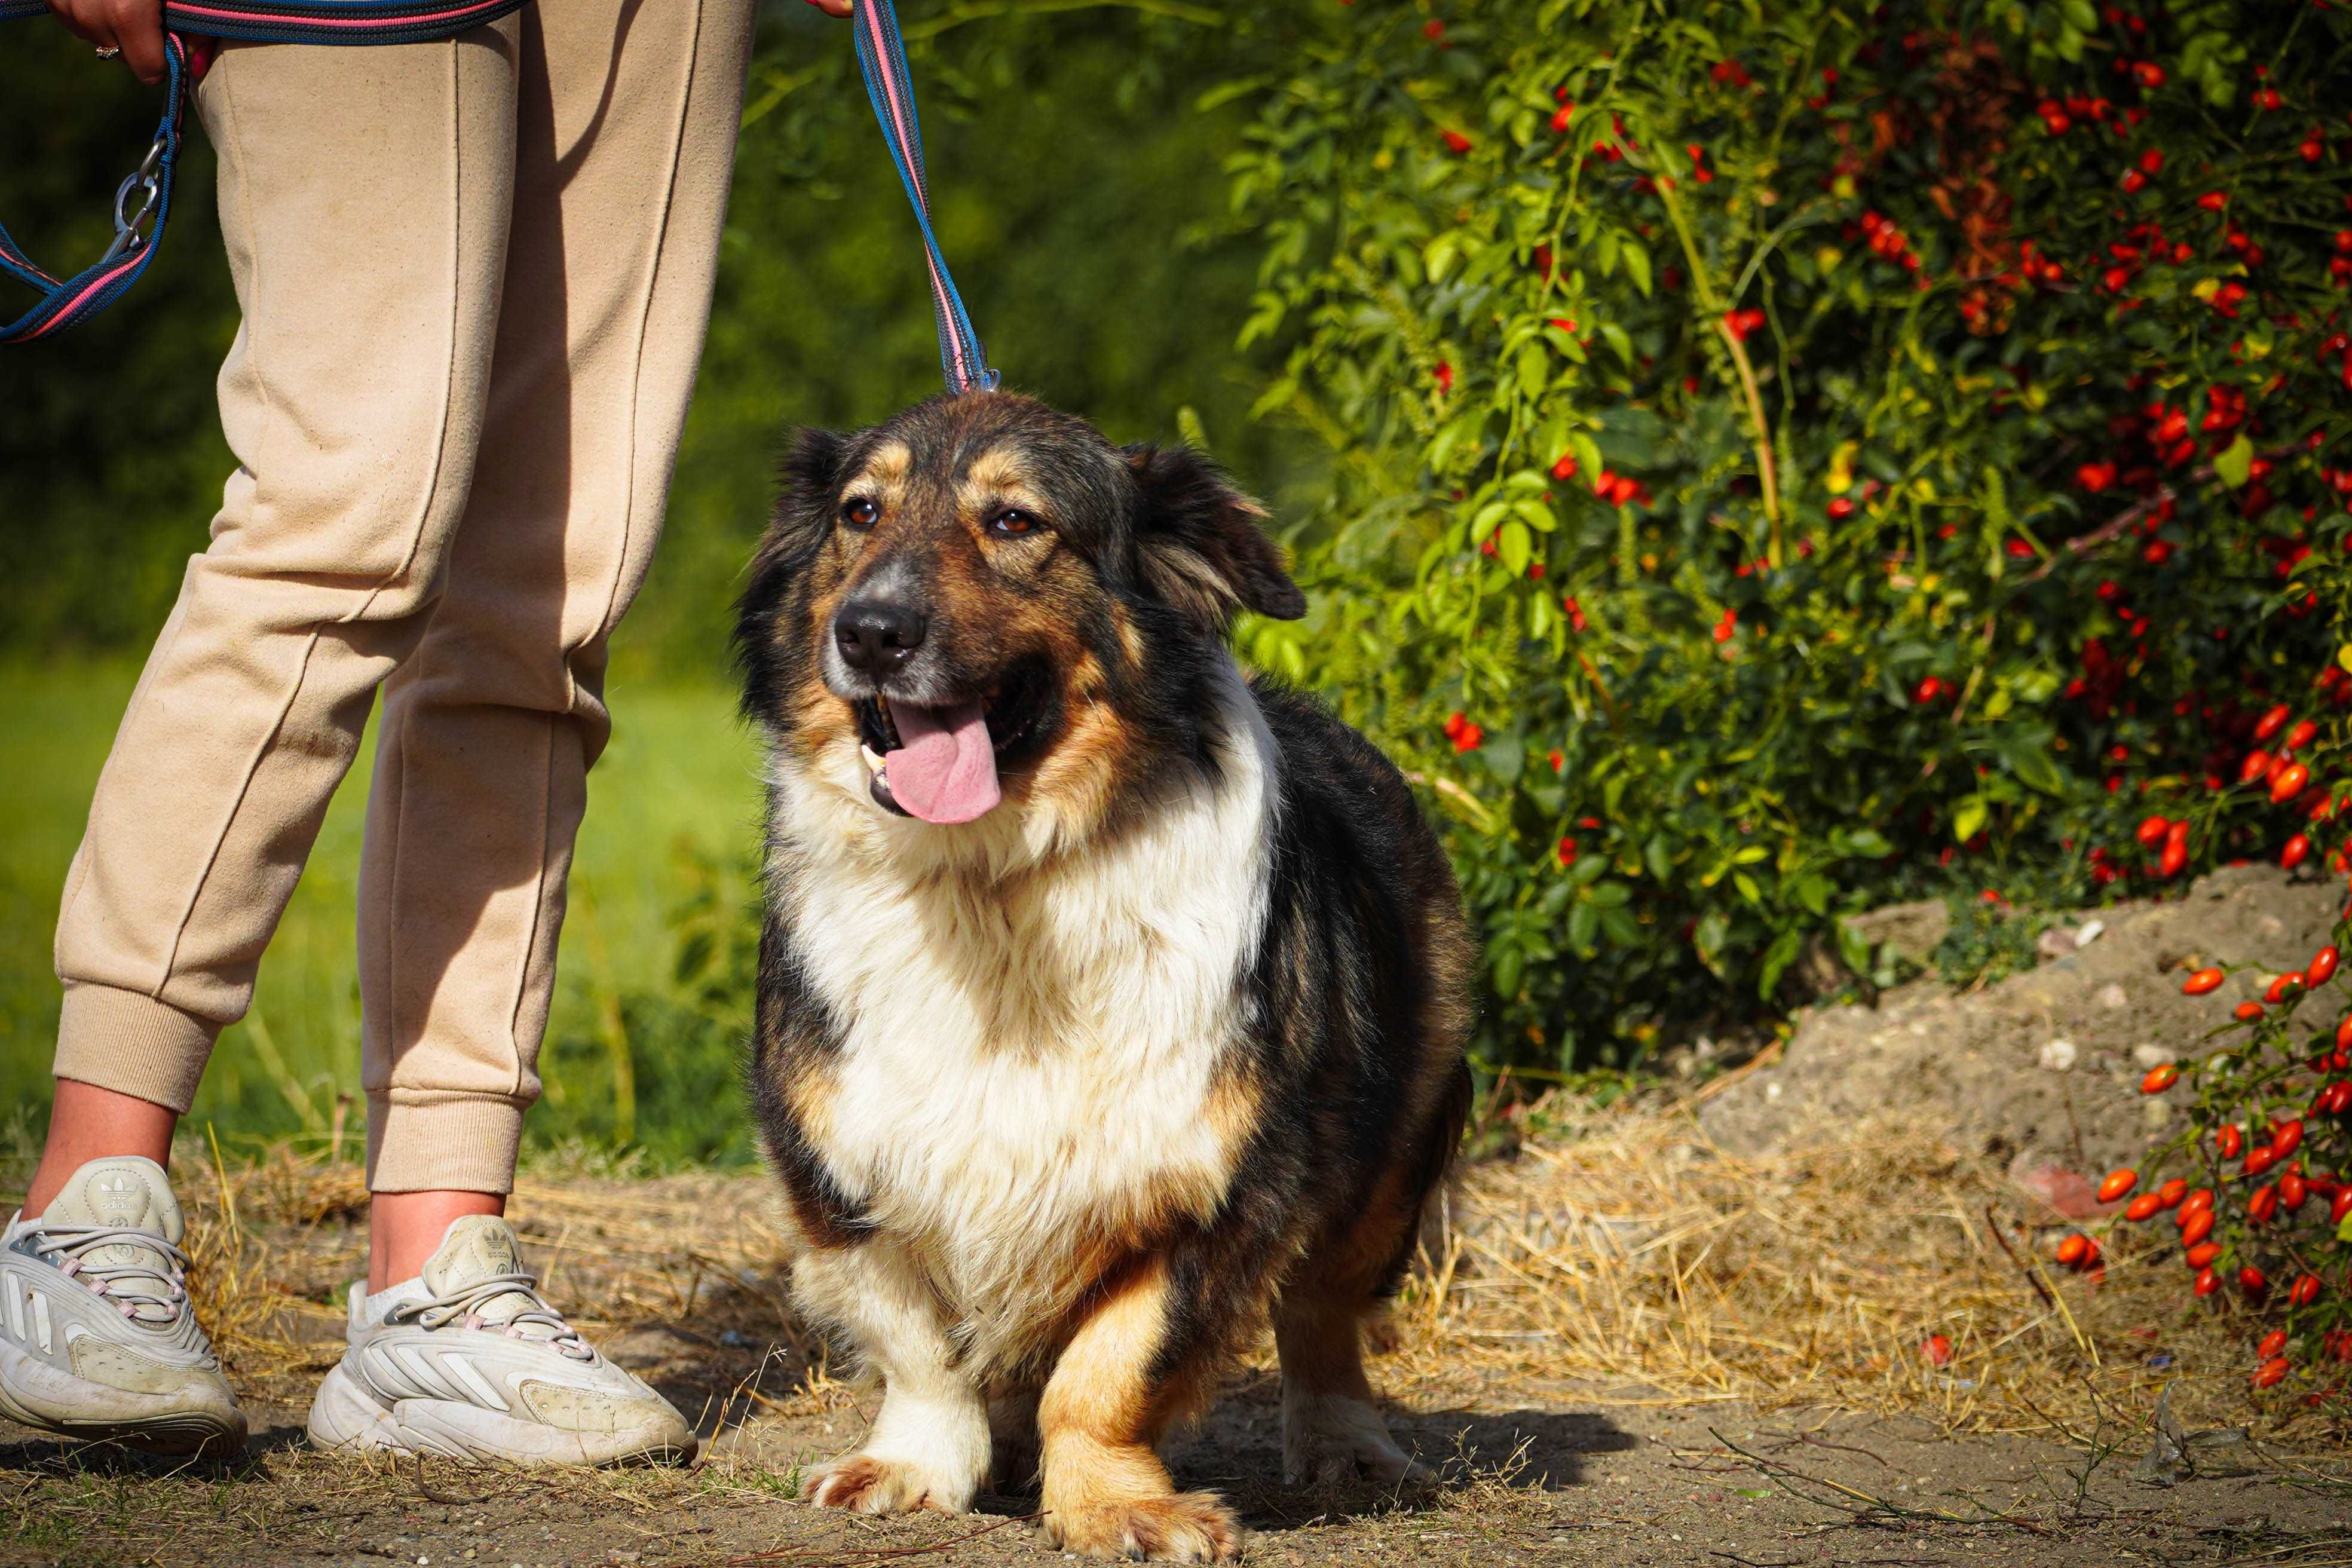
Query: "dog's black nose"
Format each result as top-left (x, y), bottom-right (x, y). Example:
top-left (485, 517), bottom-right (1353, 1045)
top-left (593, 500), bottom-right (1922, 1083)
top-left (834, 599), bottom-right (929, 673)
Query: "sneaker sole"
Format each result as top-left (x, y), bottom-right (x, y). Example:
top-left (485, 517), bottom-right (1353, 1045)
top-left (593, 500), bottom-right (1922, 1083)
top-left (307, 1361), bottom-right (696, 1468)
top-left (0, 1336), bottom-right (246, 1457)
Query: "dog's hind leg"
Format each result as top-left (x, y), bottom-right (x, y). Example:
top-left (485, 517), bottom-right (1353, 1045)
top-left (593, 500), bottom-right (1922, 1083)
top-left (1275, 1175), bottom-right (1436, 1492)
top-left (792, 1244), bottom-right (991, 1515)
top-left (1037, 1257), bottom-right (1239, 1563)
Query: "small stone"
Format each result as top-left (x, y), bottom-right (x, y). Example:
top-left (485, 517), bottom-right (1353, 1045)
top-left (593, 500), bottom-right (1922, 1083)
top-left (2133, 1043), bottom-right (2178, 1068)
top-left (2096, 983), bottom-right (2129, 1010)
top-left (2143, 1098), bottom-right (2173, 1130)
top-left (2075, 918), bottom-right (2106, 947)
top-left (2039, 1039), bottom-right (2078, 1071)
top-left (1764, 1080), bottom-right (1783, 1101)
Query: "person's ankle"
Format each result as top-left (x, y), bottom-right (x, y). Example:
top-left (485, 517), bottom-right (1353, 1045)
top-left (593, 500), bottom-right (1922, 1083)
top-left (366, 1190), bottom-right (505, 1292)
top-left (22, 1079), bottom-right (178, 1215)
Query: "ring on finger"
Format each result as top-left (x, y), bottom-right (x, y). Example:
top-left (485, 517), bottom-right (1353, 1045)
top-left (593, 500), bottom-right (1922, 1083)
top-left (95, 44), bottom-right (121, 57)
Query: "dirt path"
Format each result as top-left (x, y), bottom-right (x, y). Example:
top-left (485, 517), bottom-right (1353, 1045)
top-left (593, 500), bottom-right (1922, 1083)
top-left (4, 1165), bottom-right (2348, 1568)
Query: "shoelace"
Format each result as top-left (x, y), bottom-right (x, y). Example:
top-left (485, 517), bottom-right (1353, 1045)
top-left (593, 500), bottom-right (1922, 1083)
top-left (390, 1271), bottom-right (594, 1362)
top-left (27, 1224), bottom-right (191, 1325)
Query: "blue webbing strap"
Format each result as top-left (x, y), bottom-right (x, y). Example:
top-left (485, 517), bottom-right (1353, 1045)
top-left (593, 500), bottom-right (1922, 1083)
top-left (850, 0), bottom-right (999, 395)
top-left (1, 0), bottom-right (531, 344)
top-left (0, 30), bottom-right (189, 343)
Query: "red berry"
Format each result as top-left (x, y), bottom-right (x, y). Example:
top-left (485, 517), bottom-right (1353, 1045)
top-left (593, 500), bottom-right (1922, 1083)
top-left (2181, 968), bottom-right (2225, 996)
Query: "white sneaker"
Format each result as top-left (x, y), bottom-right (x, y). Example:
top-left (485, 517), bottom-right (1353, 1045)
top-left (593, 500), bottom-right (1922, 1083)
top-left (0, 1156), bottom-right (246, 1456)
top-left (307, 1214), bottom-right (696, 1466)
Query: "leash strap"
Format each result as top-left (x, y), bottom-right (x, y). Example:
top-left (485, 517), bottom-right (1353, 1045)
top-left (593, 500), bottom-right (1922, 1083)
top-left (0, 30), bottom-right (190, 343)
top-left (1, 0), bottom-right (530, 344)
top-left (850, 0), bottom-right (999, 395)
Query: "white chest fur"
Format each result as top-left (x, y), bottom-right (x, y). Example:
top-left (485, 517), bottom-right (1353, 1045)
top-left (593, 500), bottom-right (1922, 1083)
top-left (774, 663), bottom-right (1279, 1355)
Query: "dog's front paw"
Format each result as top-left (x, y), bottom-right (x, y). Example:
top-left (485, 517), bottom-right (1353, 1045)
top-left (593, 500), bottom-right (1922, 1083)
top-left (1043, 1491), bottom-right (1242, 1563)
top-left (801, 1452), bottom-right (972, 1515)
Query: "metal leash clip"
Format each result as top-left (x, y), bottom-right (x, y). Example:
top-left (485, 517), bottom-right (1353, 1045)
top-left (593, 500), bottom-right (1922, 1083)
top-left (102, 135), bottom-right (169, 264)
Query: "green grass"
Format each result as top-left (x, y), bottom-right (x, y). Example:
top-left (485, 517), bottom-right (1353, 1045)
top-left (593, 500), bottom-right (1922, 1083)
top-left (0, 659), bottom-right (763, 1166)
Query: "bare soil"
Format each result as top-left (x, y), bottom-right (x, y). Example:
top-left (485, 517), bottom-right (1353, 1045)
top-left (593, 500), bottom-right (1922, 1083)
top-left (1703, 863), bottom-right (2342, 1199)
top-left (7, 865), bottom-right (2352, 1567)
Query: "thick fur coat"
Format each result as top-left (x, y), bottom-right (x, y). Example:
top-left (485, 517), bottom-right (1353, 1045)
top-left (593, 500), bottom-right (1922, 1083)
top-left (734, 391), bottom-right (1471, 1563)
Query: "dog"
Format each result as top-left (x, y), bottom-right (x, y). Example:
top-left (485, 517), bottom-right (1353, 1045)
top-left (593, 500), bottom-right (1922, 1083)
top-left (733, 390), bottom-right (1472, 1563)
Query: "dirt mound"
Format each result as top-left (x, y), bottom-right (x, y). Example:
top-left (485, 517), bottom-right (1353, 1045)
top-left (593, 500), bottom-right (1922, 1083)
top-left (1700, 864), bottom-right (2341, 1202)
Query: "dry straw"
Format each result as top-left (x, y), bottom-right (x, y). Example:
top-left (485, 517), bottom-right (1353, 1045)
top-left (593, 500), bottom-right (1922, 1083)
top-left (1388, 1083), bottom-right (2343, 1451)
top-left (137, 1088), bottom-right (2344, 1453)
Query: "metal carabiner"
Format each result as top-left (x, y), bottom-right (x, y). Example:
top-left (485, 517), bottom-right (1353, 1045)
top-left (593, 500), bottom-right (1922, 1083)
top-left (100, 134), bottom-right (170, 264)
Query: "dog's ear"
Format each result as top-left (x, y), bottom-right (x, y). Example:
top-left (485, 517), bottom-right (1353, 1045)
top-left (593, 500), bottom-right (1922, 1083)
top-left (777, 427), bottom-right (850, 521)
top-left (1123, 443), bottom-right (1306, 627)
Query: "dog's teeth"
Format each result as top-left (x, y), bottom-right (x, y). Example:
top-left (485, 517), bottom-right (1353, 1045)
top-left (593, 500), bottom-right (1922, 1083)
top-left (860, 744), bottom-right (886, 776)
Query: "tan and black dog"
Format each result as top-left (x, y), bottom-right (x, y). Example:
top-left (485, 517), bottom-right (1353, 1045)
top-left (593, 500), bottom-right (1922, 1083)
top-left (733, 390), bottom-right (1471, 1563)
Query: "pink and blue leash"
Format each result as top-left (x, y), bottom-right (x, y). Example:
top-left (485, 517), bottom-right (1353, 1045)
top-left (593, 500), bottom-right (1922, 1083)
top-left (3, 0), bottom-right (996, 391)
top-left (850, 0), bottom-right (998, 394)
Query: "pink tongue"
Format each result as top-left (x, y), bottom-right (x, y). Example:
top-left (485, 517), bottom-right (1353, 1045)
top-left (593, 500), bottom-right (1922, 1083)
top-left (883, 699), bottom-right (1002, 824)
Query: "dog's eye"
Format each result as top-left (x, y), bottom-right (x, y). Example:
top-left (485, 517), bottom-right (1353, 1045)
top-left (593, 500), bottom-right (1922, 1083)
top-left (989, 509), bottom-right (1042, 537)
top-left (840, 497), bottom-right (880, 529)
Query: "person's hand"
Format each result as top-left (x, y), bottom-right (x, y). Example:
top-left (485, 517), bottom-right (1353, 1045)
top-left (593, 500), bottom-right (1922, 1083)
top-left (46, 0), bottom-right (167, 85)
top-left (804, 0), bottom-right (852, 17)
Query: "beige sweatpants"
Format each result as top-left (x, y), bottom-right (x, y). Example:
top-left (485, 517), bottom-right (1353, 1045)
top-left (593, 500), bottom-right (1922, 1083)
top-left (51, 0), bottom-right (755, 1194)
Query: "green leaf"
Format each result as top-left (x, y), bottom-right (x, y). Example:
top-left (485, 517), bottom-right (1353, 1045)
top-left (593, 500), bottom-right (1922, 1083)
top-left (1567, 899), bottom-right (1600, 954)
top-left (1484, 730), bottom-right (1525, 785)
top-left (1621, 241), bottom-right (1652, 298)
top-left (1571, 431), bottom-right (1604, 481)
top-left (1759, 927), bottom-right (1803, 999)
top-left (1492, 939), bottom-right (1524, 1001)
top-left (1953, 795), bottom-right (1987, 844)
top-left (1644, 834), bottom-right (1673, 881)
top-left (1498, 520), bottom-right (1533, 575)
top-left (2215, 434), bottom-right (2254, 489)
top-left (1794, 872), bottom-right (1832, 917)
top-left (1694, 911), bottom-right (1731, 976)
top-left (1517, 341), bottom-right (1550, 398)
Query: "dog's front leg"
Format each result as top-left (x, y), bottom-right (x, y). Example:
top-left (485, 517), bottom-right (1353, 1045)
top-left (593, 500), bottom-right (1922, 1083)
top-left (794, 1244), bottom-right (990, 1515)
top-left (1037, 1258), bottom-right (1240, 1563)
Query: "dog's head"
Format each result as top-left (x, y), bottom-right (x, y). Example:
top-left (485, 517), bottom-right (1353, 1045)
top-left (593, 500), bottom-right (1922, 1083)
top-left (736, 391), bottom-right (1303, 832)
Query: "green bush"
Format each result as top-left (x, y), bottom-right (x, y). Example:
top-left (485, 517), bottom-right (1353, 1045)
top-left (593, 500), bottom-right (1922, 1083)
top-left (1224, 0), bottom-right (2352, 1074)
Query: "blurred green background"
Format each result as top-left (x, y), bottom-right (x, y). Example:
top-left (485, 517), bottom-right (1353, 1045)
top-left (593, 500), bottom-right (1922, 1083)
top-left (0, 1), bottom-right (1308, 1166)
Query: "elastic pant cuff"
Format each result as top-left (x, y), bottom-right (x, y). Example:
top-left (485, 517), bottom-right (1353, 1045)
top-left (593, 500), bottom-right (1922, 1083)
top-left (53, 984), bottom-right (219, 1115)
top-left (365, 1091), bottom-right (527, 1195)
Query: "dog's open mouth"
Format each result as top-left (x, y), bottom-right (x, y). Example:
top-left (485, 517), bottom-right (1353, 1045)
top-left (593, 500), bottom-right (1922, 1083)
top-left (854, 659), bottom-right (1049, 825)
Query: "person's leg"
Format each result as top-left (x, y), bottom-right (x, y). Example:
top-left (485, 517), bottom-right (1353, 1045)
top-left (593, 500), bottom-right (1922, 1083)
top-left (18, 1081), bottom-right (175, 1215)
top-left (39, 28), bottom-right (523, 1183)
top-left (356, 0), bottom-right (755, 1266)
top-left (302, 0), bottom-right (754, 1469)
